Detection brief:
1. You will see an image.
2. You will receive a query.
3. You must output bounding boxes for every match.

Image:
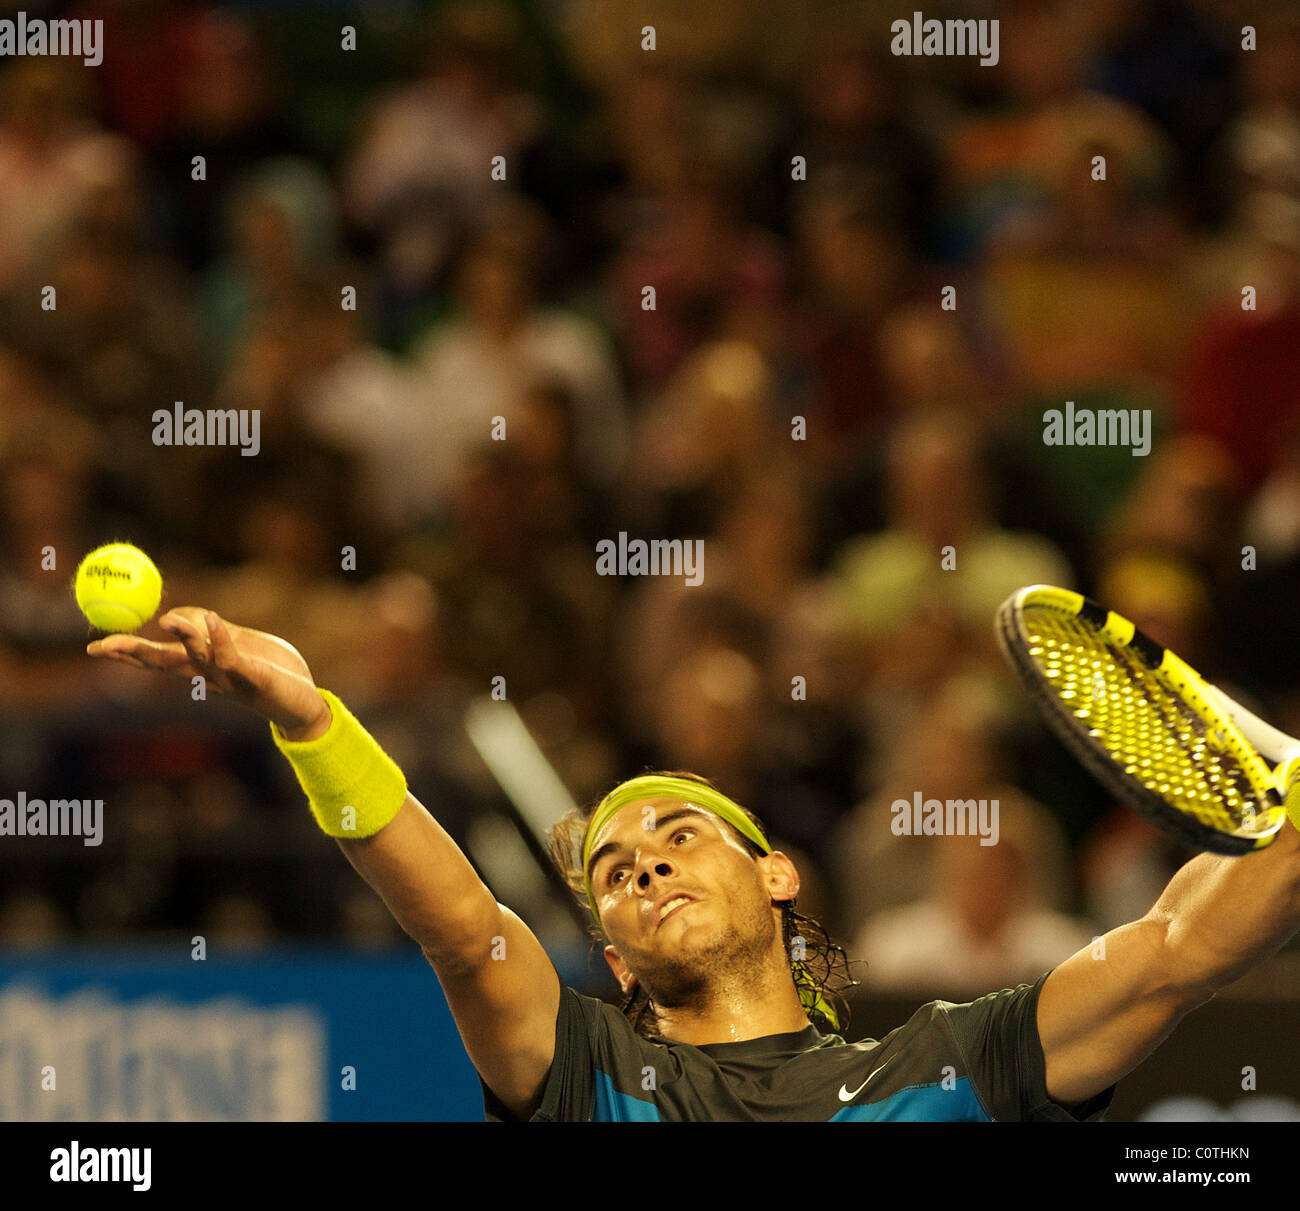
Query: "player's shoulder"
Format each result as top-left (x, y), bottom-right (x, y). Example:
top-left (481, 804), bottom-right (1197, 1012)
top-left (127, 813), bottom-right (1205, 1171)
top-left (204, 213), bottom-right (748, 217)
top-left (913, 975), bottom-right (1045, 1029)
top-left (860, 976), bottom-right (1047, 1068)
top-left (564, 984), bottom-right (649, 1040)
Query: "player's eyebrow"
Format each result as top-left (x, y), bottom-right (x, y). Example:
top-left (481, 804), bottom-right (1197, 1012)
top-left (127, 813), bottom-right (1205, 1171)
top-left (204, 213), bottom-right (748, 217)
top-left (586, 806), bottom-right (708, 885)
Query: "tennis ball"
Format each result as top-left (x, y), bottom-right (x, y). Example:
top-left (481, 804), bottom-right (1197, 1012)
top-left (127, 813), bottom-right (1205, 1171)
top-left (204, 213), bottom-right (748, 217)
top-left (74, 543), bottom-right (163, 632)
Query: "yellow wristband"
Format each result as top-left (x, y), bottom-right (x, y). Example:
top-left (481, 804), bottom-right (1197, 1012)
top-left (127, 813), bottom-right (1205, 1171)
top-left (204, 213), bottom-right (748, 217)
top-left (270, 689), bottom-right (407, 838)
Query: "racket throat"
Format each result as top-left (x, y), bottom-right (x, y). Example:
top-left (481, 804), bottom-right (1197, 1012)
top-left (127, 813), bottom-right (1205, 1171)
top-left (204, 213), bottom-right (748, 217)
top-left (1202, 683), bottom-right (1300, 765)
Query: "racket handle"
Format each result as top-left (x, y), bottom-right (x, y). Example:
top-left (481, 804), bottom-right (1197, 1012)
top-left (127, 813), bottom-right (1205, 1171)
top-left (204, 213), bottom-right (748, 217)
top-left (1279, 756), bottom-right (1300, 832)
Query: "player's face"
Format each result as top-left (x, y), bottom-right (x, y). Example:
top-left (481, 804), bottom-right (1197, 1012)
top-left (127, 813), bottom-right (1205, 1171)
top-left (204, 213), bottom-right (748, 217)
top-left (586, 798), bottom-right (793, 998)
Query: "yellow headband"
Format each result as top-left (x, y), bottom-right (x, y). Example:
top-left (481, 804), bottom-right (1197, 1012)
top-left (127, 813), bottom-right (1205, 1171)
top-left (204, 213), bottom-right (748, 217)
top-left (582, 775), bottom-right (771, 923)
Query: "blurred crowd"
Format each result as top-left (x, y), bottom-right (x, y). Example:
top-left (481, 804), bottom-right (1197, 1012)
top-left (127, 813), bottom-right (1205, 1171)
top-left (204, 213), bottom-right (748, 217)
top-left (2, 0), bottom-right (1300, 1001)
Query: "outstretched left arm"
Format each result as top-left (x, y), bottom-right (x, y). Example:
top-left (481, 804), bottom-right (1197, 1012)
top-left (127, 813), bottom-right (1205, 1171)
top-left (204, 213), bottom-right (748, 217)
top-left (1038, 819), bottom-right (1300, 1107)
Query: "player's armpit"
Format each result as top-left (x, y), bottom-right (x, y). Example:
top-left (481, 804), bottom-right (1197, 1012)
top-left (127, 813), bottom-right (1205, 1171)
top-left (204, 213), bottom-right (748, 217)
top-left (1036, 916), bottom-right (1210, 1107)
top-left (428, 905), bottom-right (562, 1121)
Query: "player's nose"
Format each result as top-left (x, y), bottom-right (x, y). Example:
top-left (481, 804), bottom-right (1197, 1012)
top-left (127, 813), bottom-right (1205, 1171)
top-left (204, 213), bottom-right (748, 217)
top-left (634, 850), bottom-right (678, 893)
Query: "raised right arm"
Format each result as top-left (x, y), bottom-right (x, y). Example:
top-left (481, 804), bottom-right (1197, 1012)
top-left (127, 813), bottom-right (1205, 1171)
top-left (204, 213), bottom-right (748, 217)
top-left (90, 607), bottom-right (560, 1119)
top-left (331, 790), bottom-right (560, 1117)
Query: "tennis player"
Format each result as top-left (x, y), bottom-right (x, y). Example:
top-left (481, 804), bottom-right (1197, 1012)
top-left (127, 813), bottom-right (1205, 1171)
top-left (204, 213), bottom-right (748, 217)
top-left (90, 607), bottom-right (1300, 1121)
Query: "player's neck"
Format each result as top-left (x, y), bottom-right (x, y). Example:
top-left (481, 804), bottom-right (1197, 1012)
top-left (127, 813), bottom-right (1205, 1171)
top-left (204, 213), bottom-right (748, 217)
top-left (650, 959), bottom-right (810, 1046)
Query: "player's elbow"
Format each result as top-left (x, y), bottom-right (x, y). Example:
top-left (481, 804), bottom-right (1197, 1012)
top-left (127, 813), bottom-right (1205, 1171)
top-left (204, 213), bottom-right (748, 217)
top-left (415, 898), bottom-right (508, 974)
top-left (1144, 906), bottom-right (1233, 1009)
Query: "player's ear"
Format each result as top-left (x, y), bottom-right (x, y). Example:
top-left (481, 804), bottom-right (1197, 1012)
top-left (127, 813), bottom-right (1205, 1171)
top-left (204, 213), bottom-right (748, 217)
top-left (761, 851), bottom-right (800, 904)
top-left (604, 944), bottom-right (636, 995)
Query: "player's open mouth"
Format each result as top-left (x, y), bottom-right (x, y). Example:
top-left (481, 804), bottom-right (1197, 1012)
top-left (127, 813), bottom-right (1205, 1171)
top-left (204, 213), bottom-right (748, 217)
top-left (657, 896), bottom-right (696, 927)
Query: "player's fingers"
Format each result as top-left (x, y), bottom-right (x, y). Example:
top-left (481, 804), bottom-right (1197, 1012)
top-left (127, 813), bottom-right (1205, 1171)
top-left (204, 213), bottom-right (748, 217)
top-left (88, 633), bottom-right (152, 658)
top-left (160, 606), bottom-right (212, 631)
top-left (160, 614), bottom-right (213, 667)
top-left (87, 644), bottom-right (148, 670)
top-left (134, 645), bottom-right (201, 676)
top-left (160, 609), bottom-right (214, 652)
top-left (91, 642), bottom-right (185, 676)
top-left (204, 611), bottom-right (242, 673)
top-left (158, 611), bottom-right (203, 641)
top-left (93, 632), bottom-right (200, 676)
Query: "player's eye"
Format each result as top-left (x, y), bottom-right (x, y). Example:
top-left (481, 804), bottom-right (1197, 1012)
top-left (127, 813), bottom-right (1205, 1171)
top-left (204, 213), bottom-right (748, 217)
top-left (605, 830), bottom-right (692, 888)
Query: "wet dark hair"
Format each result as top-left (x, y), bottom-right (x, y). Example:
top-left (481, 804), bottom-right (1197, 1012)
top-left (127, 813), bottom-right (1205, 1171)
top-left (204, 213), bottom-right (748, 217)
top-left (547, 771), bottom-right (856, 1038)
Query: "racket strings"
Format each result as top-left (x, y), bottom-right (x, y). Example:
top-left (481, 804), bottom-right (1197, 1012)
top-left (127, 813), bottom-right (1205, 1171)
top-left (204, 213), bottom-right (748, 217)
top-left (1026, 611), bottom-right (1261, 829)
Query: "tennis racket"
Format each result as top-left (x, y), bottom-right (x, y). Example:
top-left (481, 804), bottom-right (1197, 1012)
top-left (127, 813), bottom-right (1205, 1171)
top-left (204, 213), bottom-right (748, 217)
top-left (996, 585), bottom-right (1300, 855)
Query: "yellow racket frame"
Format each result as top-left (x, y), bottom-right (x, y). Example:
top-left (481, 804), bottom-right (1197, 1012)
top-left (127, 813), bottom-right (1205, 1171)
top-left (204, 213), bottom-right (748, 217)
top-left (1000, 585), bottom-right (1290, 853)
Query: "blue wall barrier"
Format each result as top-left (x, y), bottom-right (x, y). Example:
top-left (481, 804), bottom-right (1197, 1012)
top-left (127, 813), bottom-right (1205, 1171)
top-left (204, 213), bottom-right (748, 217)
top-left (0, 948), bottom-right (489, 1121)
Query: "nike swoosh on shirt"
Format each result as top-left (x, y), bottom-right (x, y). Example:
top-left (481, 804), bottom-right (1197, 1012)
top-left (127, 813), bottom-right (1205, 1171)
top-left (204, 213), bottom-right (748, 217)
top-left (838, 1055), bottom-right (898, 1102)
